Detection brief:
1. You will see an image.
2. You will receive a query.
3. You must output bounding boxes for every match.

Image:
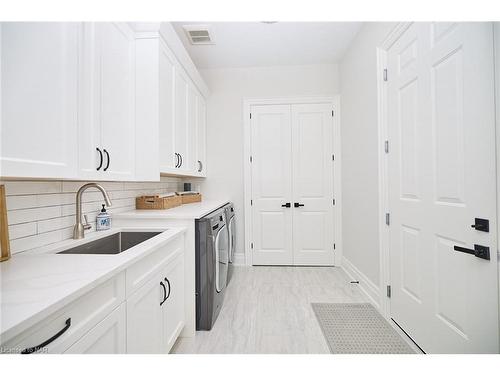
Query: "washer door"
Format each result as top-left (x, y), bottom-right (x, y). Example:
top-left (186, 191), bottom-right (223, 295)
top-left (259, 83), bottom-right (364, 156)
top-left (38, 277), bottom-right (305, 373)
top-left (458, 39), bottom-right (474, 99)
top-left (228, 216), bottom-right (236, 263)
top-left (214, 224), bottom-right (229, 293)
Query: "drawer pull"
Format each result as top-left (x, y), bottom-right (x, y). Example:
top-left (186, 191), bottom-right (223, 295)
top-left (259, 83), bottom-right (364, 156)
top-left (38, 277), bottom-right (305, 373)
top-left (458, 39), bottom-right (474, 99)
top-left (21, 318), bottom-right (71, 354)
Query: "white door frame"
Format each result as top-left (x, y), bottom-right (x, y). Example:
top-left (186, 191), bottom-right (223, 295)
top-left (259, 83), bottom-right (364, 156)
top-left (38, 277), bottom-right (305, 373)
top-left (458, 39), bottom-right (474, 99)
top-left (376, 22), bottom-right (413, 318)
top-left (243, 96), bottom-right (342, 266)
top-left (377, 22), bottom-right (500, 349)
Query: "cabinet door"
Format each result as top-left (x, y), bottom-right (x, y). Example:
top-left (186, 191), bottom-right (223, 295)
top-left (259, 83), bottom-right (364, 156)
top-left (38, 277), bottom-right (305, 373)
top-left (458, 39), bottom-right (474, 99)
top-left (79, 23), bottom-right (136, 181)
top-left (174, 67), bottom-right (189, 171)
top-left (159, 40), bottom-right (176, 172)
top-left (196, 94), bottom-right (207, 176)
top-left (97, 23), bottom-right (136, 180)
top-left (1, 22), bottom-right (79, 179)
top-left (186, 83), bottom-right (198, 173)
top-left (162, 253), bottom-right (185, 353)
top-left (126, 273), bottom-right (164, 354)
top-left (64, 304), bottom-right (126, 354)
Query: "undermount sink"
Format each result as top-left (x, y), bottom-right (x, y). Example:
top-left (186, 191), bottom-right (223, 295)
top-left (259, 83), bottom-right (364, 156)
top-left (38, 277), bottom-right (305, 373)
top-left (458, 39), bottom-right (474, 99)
top-left (58, 231), bottom-right (162, 255)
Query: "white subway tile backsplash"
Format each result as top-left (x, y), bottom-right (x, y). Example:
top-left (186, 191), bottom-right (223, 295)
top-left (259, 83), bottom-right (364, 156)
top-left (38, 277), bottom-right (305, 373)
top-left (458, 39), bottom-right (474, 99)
top-left (8, 206), bottom-right (62, 225)
top-left (3, 181), bottom-right (62, 195)
top-left (1, 177), bottom-right (184, 254)
top-left (8, 222), bottom-right (37, 240)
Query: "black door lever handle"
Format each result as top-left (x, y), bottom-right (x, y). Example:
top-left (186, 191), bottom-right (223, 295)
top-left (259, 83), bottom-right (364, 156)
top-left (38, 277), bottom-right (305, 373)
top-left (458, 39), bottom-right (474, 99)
top-left (281, 203), bottom-right (291, 208)
top-left (454, 244), bottom-right (490, 260)
top-left (294, 203), bottom-right (304, 208)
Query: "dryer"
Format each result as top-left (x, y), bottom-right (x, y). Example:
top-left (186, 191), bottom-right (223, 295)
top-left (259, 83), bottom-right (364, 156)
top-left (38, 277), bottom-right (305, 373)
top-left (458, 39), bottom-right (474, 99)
top-left (195, 208), bottom-right (229, 330)
top-left (224, 203), bottom-right (236, 284)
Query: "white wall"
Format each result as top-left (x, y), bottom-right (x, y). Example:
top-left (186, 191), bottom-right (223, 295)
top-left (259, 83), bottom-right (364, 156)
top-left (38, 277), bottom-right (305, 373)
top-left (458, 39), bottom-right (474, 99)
top-left (196, 64), bottom-right (340, 261)
top-left (339, 23), bottom-right (396, 286)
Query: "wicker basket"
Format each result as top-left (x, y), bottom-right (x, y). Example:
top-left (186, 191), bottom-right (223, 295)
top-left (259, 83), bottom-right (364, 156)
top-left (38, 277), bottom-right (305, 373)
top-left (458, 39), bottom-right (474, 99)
top-left (136, 195), bottom-right (182, 210)
top-left (180, 193), bottom-right (202, 204)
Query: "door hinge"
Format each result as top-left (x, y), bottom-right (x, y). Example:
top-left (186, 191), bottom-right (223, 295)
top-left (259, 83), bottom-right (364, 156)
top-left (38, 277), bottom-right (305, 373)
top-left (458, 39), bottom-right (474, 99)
top-left (387, 285), bottom-right (391, 298)
top-left (383, 68), bottom-right (388, 82)
top-left (251, 242), bottom-right (254, 249)
top-left (250, 156), bottom-right (253, 163)
top-left (385, 213), bottom-right (390, 226)
top-left (384, 140), bottom-right (389, 154)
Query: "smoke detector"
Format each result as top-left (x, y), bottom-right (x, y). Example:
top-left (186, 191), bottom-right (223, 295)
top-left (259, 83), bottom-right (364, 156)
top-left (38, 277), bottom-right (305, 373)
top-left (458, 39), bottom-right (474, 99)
top-left (182, 25), bottom-right (215, 45)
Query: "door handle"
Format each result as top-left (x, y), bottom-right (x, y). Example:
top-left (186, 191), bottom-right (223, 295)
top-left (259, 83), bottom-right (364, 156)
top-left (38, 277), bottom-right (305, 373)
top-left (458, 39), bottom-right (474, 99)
top-left (453, 244), bottom-right (490, 260)
top-left (96, 148), bottom-right (103, 171)
top-left (294, 203), bottom-right (304, 208)
top-left (471, 218), bottom-right (489, 233)
top-left (179, 153), bottom-right (183, 167)
top-left (160, 281), bottom-right (167, 306)
top-left (175, 153), bottom-right (179, 168)
top-left (198, 160), bottom-right (203, 172)
top-left (281, 203), bottom-right (291, 208)
top-left (164, 277), bottom-right (171, 300)
top-left (103, 149), bottom-right (110, 171)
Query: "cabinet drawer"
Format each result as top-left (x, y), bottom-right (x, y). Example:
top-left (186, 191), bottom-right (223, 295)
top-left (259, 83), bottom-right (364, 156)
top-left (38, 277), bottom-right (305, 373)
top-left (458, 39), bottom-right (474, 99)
top-left (64, 303), bottom-right (126, 354)
top-left (4, 272), bottom-right (125, 354)
top-left (126, 235), bottom-right (183, 295)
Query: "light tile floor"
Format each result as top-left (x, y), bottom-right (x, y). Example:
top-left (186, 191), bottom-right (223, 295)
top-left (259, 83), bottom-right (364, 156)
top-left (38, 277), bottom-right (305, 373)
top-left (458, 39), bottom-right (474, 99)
top-left (172, 265), bottom-right (376, 354)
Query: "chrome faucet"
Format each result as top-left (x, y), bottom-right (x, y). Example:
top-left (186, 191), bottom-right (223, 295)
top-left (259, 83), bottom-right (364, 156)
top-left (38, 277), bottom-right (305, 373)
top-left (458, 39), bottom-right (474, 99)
top-left (73, 183), bottom-right (112, 239)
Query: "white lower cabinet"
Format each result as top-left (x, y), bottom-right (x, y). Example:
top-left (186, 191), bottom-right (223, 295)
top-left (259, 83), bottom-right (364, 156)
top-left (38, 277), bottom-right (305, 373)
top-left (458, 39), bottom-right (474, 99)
top-left (162, 254), bottom-right (185, 352)
top-left (126, 250), bottom-right (185, 354)
top-left (126, 272), bottom-right (164, 353)
top-left (64, 304), bottom-right (126, 354)
top-left (3, 235), bottom-right (186, 354)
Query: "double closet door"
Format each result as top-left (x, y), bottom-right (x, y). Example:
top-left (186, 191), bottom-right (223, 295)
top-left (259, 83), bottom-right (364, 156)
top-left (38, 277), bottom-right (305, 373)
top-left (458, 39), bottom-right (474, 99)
top-left (250, 103), bottom-right (335, 266)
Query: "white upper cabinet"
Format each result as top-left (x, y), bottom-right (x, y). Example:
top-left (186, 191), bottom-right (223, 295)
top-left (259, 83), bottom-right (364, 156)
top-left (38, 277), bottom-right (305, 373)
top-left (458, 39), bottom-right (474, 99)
top-left (159, 40), bottom-right (176, 171)
top-left (196, 94), bottom-right (207, 176)
top-left (0, 23), bottom-right (79, 179)
top-left (78, 23), bottom-right (136, 181)
top-left (0, 22), bottom-right (208, 181)
top-left (174, 68), bottom-right (189, 172)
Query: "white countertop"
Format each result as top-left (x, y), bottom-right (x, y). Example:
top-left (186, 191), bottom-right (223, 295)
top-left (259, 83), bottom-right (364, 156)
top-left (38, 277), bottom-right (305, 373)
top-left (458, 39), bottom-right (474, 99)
top-left (0, 226), bottom-right (186, 344)
top-left (114, 200), bottom-right (229, 220)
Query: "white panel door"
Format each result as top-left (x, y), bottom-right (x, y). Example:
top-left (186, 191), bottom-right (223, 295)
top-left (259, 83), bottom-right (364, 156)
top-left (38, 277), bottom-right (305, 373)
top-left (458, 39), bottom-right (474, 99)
top-left (291, 104), bottom-right (334, 265)
top-left (1, 22), bottom-right (79, 179)
top-left (388, 22), bottom-right (498, 353)
top-left (251, 105), bottom-right (294, 265)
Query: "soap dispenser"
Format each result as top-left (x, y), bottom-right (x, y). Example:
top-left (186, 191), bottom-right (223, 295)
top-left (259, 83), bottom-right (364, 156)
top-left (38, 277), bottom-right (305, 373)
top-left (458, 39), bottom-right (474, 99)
top-left (96, 204), bottom-right (111, 231)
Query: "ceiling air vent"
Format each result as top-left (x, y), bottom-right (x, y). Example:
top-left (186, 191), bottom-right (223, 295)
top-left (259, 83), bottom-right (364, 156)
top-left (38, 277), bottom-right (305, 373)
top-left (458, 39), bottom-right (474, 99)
top-left (183, 25), bottom-right (215, 45)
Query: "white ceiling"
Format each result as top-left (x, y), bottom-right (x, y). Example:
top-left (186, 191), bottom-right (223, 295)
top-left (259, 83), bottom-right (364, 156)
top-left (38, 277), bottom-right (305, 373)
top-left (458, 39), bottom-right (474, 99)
top-left (172, 22), bottom-right (363, 69)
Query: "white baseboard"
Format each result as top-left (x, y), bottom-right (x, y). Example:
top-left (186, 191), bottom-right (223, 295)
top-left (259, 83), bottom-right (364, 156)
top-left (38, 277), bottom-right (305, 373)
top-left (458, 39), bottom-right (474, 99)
top-left (341, 256), bottom-right (381, 310)
top-left (232, 252), bottom-right (246, 266)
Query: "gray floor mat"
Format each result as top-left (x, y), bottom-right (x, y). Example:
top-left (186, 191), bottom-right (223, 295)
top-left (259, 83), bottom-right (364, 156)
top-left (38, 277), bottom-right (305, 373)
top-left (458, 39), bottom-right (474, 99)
top-left (311, 303), bottom-right (417, 354)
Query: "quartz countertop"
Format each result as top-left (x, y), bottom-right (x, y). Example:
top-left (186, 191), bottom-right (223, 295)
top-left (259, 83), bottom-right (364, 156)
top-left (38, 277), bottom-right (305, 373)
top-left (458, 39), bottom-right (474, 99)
top-left (113, 200), bottom-right (230, 220)
top-left (0, 226), bottom-right (186, 344)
